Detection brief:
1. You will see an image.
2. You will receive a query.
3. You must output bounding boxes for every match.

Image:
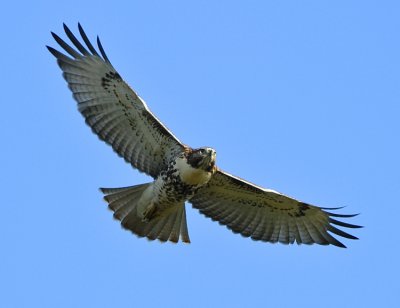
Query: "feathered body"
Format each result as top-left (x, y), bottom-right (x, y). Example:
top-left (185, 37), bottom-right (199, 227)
top-left (48, 24), bottom-right (361, 247)
top-left (137, 148), bottom-right (216, 221)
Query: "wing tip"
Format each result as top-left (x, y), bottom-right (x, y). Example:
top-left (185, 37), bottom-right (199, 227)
top-left (46, 45), bottom-right (56, 55)
top-left (329, 217), bottom-right (363, 229)
top-left (96, 35), bottom-right (111, 64)
top-left (333, 241), bottom-right (347, 248)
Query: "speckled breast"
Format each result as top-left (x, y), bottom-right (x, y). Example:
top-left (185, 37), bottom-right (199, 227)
top-left (155, 155), bottom-right (212, 206)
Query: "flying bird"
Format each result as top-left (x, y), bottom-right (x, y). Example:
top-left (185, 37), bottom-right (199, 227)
top-left (47, 24), bottom-right (361, 248)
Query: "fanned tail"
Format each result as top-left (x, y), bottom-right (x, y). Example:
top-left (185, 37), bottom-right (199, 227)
top-left (100, 184), bottom-right (190, 243)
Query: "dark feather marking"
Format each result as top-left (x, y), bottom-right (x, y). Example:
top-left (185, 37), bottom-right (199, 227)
top-left (97, 35), bottom-right (111, 64)
top-left (63, 23), bottom-right (89, 55)
top-left (326, 225), bottom-right (359, 240)
top-left (141, 110), bottom-right (176, 143)
top-left (323, 233), bottom-right (346, 248)
top-left (222, 173), bottom-right (267, 194)
top-left (78, 23), bottom-right (100, 56)
top-left (320, 206), bottom-right (346, 210)
top-left (329, 218), bottom-right (362, 229)
top-left (46, 46), bottom-right (73, 62)
top-left (323, 210), bottom-right (359, 218)
top-left (314, 217), bottom-right (348, 248)
top-left (51, 32), bottom-right (81, 59)
top-left (312, 218), bottom-right (346, 247)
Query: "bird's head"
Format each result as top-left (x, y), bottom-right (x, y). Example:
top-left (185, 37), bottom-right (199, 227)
top-left (187, 147), bottom-right (217, 172)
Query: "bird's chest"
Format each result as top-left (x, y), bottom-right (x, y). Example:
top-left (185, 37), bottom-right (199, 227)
top-left (155, 157), bottom-right (212, 204)
top-left (174, 156), bottom-right (212, 186)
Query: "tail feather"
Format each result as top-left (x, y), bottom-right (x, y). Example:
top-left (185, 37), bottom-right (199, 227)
top-left (180, 208), bottom-right (190, 243)
top-left (113, 194), bottom-right (142, 220)
top-left (100, 183), bottom-right (191, 243)
top-left (170, 210), bottom-right (183, 242)
top-left (100, 185), bottom-right (142, 195)
top-left (147, 216), bottom-right (170, 241)
top-left (111, 190), bottom-right (144, 220)
top-left (103, 183), bottom-right (149, 204)
top-left (148, 209), bottom-right (178, 242)
top-left (159, 210), bottom-right (179, 242)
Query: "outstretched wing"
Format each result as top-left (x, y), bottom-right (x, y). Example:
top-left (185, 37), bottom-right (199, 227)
top-left (47, 24), bottom-right (186, 178)
top-left (190, 170), bottom-right (361, 248)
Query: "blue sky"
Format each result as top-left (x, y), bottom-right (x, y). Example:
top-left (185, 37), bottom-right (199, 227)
top-left (1, 1), bottom-right (399, 307)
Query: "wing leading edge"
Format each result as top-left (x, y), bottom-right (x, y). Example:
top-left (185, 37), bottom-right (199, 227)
top-left (47, 23), bottom-right (186, 178)
top-left (190, 170), bottom-right (362, 248)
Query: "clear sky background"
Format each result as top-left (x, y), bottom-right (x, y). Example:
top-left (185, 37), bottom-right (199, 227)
top-left (1, 1), bottom-right (399, 307)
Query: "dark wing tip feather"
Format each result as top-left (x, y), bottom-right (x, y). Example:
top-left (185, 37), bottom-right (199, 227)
top-left (46, 45), bottom-right (73, 63)
top-left (46, 45), bottom-right (60, 57)
top-left (49, 23), bottom-right (106, 63)
top-left (323, 210), bottom-right (360, 218)
top-left (63, 23), bottom-right (90, 55)
top-left (322, 207), bottom-right (362, 246)
top-left (330, 239), bottom-right (347, 248)
top-left (97, 35), bottom-right (111, 64)
top-left (327, 224), bottom-right (359, 240)
top-left (320, 206), bottom-right (346, 210)
top-left (329, 217), bottom-right (363, 229)
top-left (51, 31), bottom-right (82, 59)
top-left (78, 23), bottom-right (100, 56)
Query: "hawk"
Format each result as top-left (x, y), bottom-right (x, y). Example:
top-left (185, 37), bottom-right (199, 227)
top-left (48, 24), bottom-right (361, 247)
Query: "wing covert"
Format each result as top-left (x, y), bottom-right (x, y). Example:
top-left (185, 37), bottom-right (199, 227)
top-left (190, 170), bottom-right (361, 248)
top-left (48, 23), bottom-right (186, 178)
